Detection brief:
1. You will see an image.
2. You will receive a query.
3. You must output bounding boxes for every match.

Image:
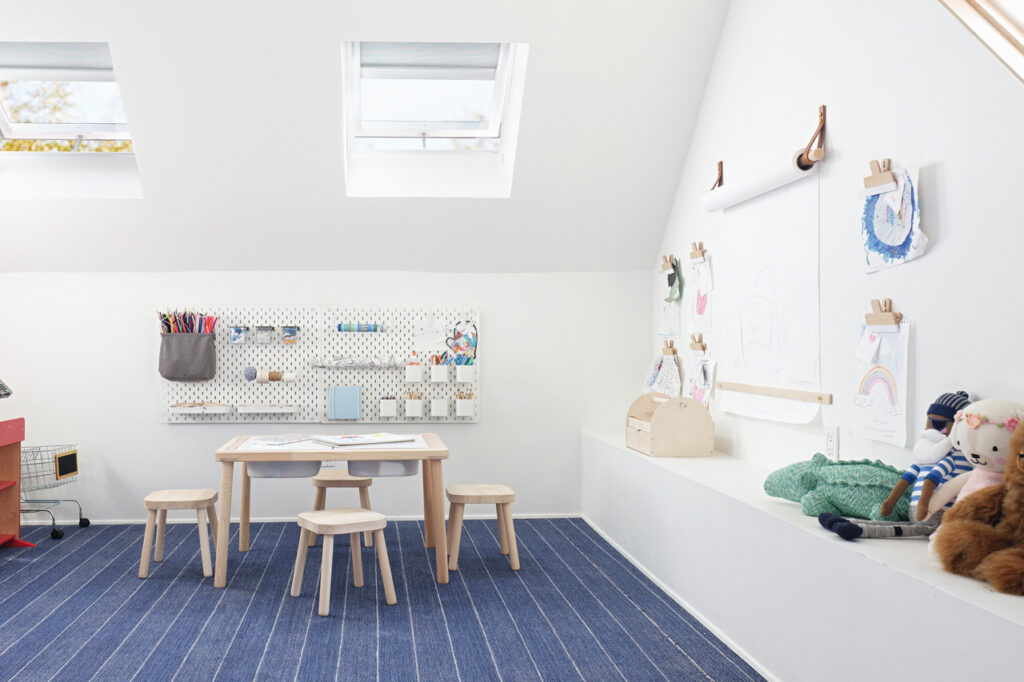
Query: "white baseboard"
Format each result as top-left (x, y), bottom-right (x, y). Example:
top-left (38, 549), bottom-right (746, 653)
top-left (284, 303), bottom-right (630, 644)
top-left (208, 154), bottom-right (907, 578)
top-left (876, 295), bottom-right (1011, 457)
top-left (20, 511), bottom-right (581, 526)
top-left (580, 513), bottom-right (777, 682)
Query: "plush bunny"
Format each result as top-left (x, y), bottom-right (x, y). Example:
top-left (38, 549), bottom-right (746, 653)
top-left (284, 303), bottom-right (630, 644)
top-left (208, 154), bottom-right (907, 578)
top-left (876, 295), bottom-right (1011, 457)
top-left (934, 419), bottom-right (1024, 593)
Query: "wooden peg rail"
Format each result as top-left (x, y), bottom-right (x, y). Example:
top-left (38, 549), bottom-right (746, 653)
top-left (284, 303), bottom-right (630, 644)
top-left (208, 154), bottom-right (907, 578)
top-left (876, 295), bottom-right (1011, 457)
top-left (689, 334), bottom-right (707, 352)
top-left (716, 381), bottom-right (833, 405)
top-left (865, 298), bottom-right (903, 327)
top-left (689, 241), bottom-right (707, 261)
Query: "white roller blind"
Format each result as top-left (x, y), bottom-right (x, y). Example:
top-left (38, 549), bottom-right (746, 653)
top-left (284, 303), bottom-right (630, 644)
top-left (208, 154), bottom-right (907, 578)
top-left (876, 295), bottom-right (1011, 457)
top-left (0, 42), bottom-right (114, 80)
top-left (359, 42), bottom-right (501, 80)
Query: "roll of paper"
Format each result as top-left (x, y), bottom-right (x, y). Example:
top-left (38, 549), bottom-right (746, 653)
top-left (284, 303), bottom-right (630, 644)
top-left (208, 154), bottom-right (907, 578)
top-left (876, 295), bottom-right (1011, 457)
top-left (702, 150), bottom-right (817, 212)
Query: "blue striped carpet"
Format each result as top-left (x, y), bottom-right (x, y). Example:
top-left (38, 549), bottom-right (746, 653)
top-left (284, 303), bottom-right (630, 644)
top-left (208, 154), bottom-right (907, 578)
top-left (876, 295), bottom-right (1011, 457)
top-left (0, 518), bottom-right (761, 681)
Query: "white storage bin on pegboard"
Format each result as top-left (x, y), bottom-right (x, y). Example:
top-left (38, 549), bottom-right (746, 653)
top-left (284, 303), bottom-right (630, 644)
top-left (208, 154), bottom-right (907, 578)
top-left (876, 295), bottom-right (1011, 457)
top-left (405, 365), bottom-right (423, 383)
top-left (405, 398), bottom-right (424, 418)
top-left (380, 399), bottom-right (398, 418)
top-left (456, 399), bottom-right (474, 417)
top-left (430, 365), bottom-right (448, 383)
top-left (430, 398), bottom-right (448, 417)
top-left (456, 365), bottom-right (475, 383)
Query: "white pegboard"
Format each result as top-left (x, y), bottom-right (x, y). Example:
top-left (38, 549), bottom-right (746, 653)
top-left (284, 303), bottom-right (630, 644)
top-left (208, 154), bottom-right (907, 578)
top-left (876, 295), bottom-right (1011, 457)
top-left (320, 306), bottom-right (478, 423)
top-left (160, 306), bottom-right (478, 424)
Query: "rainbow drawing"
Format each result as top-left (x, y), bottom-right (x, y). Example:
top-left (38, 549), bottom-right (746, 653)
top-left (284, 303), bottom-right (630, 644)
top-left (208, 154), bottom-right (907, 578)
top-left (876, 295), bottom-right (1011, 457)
top-left (858, 366), bottom-right (898, 405)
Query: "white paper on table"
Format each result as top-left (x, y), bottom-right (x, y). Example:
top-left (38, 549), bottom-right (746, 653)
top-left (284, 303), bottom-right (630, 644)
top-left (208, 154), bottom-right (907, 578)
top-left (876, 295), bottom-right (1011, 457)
top-left (862, 167), bottom-right (926, 273)
top-left (717, 175), bottom-right (821, 423)
top-left (238, 434), bottom-right (428, 452)
top-left (851, 321), bottom-right (910, 447)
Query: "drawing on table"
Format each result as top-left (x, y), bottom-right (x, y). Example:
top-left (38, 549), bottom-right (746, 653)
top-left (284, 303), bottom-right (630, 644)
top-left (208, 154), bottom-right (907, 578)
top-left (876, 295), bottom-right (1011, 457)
top-left (862, 167), bottom-right (925, 272)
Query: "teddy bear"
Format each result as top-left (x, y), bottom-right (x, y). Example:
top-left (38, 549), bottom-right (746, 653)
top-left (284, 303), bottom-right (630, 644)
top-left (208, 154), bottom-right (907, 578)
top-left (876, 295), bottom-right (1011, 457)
top-left (934, 417), bottom-right (1024, 594)
top-left (936, 423), bottom-right (1024, 590)
top-left (818, 391), bottom-right (973, 540)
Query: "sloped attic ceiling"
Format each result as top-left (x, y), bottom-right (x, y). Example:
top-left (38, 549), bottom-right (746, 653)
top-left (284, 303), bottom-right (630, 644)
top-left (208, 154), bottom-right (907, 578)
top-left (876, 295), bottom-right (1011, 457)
top-left (0, 0), bottom-right (730, 273)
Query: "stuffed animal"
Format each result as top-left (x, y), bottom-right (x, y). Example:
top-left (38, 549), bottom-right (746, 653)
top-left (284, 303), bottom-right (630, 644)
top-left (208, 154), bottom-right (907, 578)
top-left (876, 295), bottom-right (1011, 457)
top-left (923, 398), bottom-right (1024, 520)
top-left (819, 391), bottom-right (973, 540)
top-left (934, 420), bottom-right (1024, 594)
top-left (765, 454), bottom-right (910, 520)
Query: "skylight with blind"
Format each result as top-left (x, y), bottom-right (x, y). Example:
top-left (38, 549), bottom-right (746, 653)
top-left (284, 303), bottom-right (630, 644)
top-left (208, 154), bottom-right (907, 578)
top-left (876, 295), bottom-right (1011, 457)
top-left (0, 42), bottom-right (133, 153)
top-left (342, 41), bottom-right (529, 197)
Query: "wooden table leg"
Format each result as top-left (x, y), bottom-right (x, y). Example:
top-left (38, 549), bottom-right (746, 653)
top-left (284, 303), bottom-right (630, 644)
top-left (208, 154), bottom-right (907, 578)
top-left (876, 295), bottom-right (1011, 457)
top-left (240, 462), bottom-right (251, 552)
top-left (422, 459), bottom-right (435, 548)
top-left (214, 461), bottom-right (234, 588)
top-left (428, 459), bottom-right (449, 584)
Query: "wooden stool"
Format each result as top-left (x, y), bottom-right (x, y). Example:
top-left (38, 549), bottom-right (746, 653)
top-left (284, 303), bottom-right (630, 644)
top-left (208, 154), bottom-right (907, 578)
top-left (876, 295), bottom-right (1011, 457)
top-left (309, 470), bottom-right (374, 548)
top-left (446, 484), bottom-right (519, 571)
top-left (290, 508), bottom-right (397, 616)
top-left (139, 489), bottom-right (218, 579)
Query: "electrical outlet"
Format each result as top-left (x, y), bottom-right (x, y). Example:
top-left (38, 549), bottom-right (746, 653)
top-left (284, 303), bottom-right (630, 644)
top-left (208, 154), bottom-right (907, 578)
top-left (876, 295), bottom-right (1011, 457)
top-left (825, 427), bottom-right (840, 461)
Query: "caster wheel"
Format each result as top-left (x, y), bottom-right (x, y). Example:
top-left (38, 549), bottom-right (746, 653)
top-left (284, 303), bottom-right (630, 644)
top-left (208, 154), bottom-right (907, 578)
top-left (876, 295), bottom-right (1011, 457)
top-left (79, 518), bottom-right (91, 528)
top-left (51, 528), bottom-right (65, 540)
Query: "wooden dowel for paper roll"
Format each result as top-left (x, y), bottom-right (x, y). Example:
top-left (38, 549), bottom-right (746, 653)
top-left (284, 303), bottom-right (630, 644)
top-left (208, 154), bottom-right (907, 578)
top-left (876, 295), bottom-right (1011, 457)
top-left (716, 381), bottom-right (833, 404)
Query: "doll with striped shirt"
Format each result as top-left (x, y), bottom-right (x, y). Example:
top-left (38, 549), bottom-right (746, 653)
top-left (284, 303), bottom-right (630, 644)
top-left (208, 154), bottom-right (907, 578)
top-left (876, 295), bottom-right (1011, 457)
top-left (820, 391), bottom-right (972, 540)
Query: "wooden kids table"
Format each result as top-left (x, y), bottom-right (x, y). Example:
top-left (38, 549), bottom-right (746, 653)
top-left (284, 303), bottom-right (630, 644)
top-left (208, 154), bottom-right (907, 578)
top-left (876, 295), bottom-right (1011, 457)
top-left (213, 433), bottom-right (450, 587)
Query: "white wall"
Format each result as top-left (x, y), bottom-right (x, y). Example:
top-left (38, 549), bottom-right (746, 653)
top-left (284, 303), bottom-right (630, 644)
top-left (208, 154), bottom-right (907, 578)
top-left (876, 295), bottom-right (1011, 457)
top-left (0, 270), bottom-right (649, 523)
top-left (657, 0), bottom-right (1024, 471)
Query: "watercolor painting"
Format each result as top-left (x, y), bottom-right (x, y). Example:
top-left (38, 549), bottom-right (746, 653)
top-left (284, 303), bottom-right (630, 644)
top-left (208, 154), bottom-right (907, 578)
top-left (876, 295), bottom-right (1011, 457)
top-left (862, 167), bottom-right (926, 273)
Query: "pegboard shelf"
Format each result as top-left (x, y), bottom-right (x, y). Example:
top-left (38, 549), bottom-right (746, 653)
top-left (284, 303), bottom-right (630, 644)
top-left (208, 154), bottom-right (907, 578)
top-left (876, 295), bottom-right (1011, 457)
top-left (169, 405), bottom-right (233, 415)
top-left (161, 305), bottom-right (478, 424)
top-left (236, 404), bottom-right (298, 414)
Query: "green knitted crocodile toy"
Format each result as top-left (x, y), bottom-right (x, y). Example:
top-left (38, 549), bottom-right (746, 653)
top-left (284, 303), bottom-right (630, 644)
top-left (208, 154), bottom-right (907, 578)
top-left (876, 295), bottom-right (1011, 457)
top-left (764, 453), bottom-right (911, 521)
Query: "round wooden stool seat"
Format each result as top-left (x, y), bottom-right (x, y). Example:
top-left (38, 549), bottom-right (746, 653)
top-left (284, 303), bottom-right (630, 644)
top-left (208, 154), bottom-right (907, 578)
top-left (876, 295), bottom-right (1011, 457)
top-left (139, 489), bottom-right (219, 580)
top-left (445, 484), bottom-right (519, 572)
top-left (298, 508), bottom-right (387, 536)
top-left (446, 484), bottom-right (515, 504)
top-left (312, 471), bottom-right (372, 488)
top-left (292, 508), bottom-right (397, 613)
top-left (144, 489), bottom-right (217, 510)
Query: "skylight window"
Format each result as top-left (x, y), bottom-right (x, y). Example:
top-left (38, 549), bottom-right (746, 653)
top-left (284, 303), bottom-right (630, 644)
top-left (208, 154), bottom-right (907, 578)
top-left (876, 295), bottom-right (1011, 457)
top-left (341, 41), bottom-right (529, 197)
top-left (347, 42), bottom-right (513, 152)
top-left (0, 42), bottom-right (132, 153)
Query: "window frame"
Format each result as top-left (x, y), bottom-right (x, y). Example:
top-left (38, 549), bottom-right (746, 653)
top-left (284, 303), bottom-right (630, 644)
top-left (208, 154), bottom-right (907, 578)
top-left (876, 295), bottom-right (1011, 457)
top-left (345, 42), bottom-right (515, 143)
top-left (0, 66), bottom-right (132, 143)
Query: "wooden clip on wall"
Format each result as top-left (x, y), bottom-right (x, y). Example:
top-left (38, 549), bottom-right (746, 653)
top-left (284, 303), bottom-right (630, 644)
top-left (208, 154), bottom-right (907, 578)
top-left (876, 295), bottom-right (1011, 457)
top-left (689, 334), bottom-right (707, 352)
top-left (865, 298), bottom-right (903, 332)
top-left (689, 241), bottom-right (707, 261)
top-left (660, 254), bottom-right (676, 272)
top-left (662, 340), bottom-right (678, 355)
top-left (864, 159), bottom-right (897, 195)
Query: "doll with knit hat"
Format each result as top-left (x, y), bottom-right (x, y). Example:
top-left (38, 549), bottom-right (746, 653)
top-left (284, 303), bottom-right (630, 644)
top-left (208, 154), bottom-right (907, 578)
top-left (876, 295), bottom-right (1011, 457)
top-left (820, 391), bottom-right (972, 540)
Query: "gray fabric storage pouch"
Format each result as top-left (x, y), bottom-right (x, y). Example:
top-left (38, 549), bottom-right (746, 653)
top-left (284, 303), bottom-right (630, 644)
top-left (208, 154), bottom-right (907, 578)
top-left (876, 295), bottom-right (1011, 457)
top-left (159, 333), bottom-right (217, 381)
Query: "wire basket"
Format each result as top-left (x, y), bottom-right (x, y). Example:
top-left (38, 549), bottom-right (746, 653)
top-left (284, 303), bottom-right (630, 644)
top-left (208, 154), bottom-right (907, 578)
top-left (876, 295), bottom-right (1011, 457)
top-left (21, 444), bottom-right (78, 493)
